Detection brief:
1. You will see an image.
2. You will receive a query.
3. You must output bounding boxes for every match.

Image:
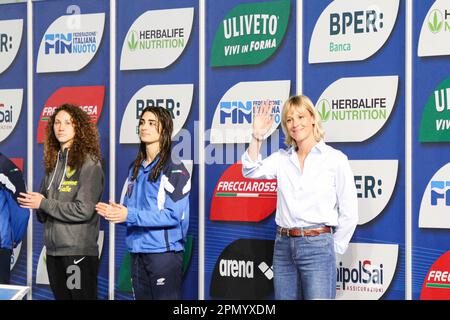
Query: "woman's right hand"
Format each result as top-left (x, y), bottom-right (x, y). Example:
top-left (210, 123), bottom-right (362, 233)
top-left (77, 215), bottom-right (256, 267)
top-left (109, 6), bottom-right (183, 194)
top-left (253, 100), bottom-right (274, 140)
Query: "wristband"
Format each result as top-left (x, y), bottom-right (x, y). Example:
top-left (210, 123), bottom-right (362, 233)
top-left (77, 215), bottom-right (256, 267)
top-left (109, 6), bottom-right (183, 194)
top-left (252, 133), bottom-right (264, 142)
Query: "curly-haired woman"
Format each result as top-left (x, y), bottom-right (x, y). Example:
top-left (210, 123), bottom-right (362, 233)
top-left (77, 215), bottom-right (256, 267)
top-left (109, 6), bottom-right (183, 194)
top-left (18, 104), bottom-right (104, 300)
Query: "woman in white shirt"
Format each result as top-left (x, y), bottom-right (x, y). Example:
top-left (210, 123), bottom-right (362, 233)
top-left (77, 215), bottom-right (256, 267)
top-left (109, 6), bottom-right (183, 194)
top-left (242, 95), bottom-right (358, 300)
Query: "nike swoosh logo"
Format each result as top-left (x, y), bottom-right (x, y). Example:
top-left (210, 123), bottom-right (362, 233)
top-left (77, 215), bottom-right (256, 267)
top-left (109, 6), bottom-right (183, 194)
top-left (74, 256), bottom-right (86, 265)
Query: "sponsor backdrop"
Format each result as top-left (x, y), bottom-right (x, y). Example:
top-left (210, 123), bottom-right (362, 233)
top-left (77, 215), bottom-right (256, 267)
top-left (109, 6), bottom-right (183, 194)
top-left (205, 0), bottom-right (295, 299)
top-left (0, 2), bottom-right (28, 287)
top-left (413, 0), bottom-right (450, 300)
top-left (115, 0), bottom-right (199, 299)
top-left (32, 0), bottom-right (110, 299)
top-left (304, 0), bottom-right (405, 299)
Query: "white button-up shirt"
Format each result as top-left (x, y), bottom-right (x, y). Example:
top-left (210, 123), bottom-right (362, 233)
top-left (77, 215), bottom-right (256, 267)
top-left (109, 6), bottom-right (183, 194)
top-left (241, 140), bottom-right (358, 254)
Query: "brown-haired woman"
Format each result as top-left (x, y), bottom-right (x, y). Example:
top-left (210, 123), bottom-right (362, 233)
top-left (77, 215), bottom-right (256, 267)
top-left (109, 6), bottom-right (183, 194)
top-left (18, 104), bottom-right (104, 300)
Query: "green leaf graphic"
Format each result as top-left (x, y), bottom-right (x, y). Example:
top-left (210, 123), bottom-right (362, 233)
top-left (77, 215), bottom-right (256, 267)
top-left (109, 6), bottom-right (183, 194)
top-left (128, 31), bottom-right (138, 51)
top-left (320, 101), bottom-right (330, 122)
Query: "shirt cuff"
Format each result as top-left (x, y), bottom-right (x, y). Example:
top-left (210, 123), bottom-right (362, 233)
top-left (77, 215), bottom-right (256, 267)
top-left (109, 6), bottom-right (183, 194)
top-left (126, 208), bottom-right (137, 226)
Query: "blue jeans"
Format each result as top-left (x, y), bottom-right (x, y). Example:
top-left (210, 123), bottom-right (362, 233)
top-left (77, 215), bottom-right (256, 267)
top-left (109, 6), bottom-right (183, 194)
top-left (273, 226), bottom-right (336, 300)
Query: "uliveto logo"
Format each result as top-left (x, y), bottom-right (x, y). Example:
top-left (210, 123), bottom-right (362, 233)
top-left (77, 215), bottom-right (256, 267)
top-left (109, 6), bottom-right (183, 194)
top-left (350, 160), bottom-right (398, 225)
top-left (37, 13), bottom-right (105, 73)
top-left (210, 163), bottom-right (277, 222)
top-left (419, 163), bottom-right (450, 229)
top-left (419, 77), bottom-right (450, 142)
top-left (309, 0), bottom-right (399, 64)
top-left (210, 0), bottom-right (290, 67)
top-left (0, 89), bottom-right (23, 143)
top-left (315, 76), bottom-right (398, 142)
top-left (210, 239), bottom-right (274, 299)
top-left (419, 0), bottom-right (450, 57)
top-left (210, 80), bottom-right (290, 144)
top-left (0, 19), bottom-right (23, 74)
top-left (36, 86), bottom-right (105, 143)
top-left (119, 84), bottom-right (193, 143)
top-left (336, 243), bottom-right (398, 300)
top-left (120, 8), bottom-right (193, 70)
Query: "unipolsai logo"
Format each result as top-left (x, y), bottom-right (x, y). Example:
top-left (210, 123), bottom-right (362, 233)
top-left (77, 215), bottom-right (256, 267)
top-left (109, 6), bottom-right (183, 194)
top-left (309, 0), bottom-right (399, 64)
top-left (0, 19), bottom-right (23, 74)
top-left (37, 13), bottom-right (105, 73)
top-left (0, 89), bottom-right (23, 143)
top-left (210, 80), bottom-right (290, 144)
top-left (119, 84), bottom-right (193, 144)
top-left (419, 77), bottom-right (450, 142)
top-left (336, 243), bottom-right (398, 300)
top-left (419, 163), bottom-right (450, 229)
top-left (120, 8), bottom-right (194, 70)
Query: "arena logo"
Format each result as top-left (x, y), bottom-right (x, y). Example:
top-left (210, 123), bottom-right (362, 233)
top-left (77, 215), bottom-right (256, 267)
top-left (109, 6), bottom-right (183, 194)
top-left (119, 84), bottom-right (193, 143)
top-left (120, 7), bottom-right (193, 70)
top-left (210, 162), bottom-right (277, 222)
top-left (210, 80), bottom-right (290, 144)
top-left (0, 19), bottom-right (23, 74)
top-left (419, 77), bottom-right (450, 142)
top-left (210, 239), bottom-right (274, 299)
top-left (418, 0), bottom-right (450, 57)
top-left (421, 251), bottom-right (450, 299)
top-left (315, 76), bottom-right (398, 142)
top-left (36, 86), bottom-right (105, 143)
top-left (210, 0), bottom-right (290, 67)
top-left (336, 243), bottom-right (398, 300)
top-left (419, 163), bottom-right (450, 229)
top-left (309, 0), bottom-right (399, 64)
top-left (0, 89), bottom-right (23, 143)
top-left (350, 160), bottom-right (398, 225)
top-left (36, 231), bottom-right (104, 285)
top-left (36, 13), bottom-right (105, 73)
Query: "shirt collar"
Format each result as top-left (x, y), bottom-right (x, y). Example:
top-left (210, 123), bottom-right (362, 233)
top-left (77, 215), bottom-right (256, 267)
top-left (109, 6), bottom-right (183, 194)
top-left (288, 139), bottom-right (326, 154)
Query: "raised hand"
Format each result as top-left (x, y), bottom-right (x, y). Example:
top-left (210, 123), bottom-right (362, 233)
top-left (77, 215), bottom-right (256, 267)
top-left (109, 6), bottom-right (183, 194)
top-left (253, 100), bottom-right (274, 140)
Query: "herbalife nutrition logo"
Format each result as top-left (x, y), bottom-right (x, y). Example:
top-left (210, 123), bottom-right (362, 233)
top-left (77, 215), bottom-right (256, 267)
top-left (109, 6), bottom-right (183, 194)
top-left (127, 31), bottom-right (138, 51)
top-left (317, 100), bottom-right (331, 122)
top-left (126, 28), bottom-right (186, 51)
top-left (428, 9), bottom-right (444, 33)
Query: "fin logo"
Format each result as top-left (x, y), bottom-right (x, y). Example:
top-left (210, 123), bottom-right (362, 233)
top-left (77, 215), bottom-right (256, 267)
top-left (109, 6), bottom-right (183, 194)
top-left (336, 243), bottom-right (398, 300)
top-left (350, 160), bottom-right (398, 225)
top-left (309, 0), bottom-right (399, 64)
top-left (210, 0), bottom-right (290, 67)
top-left (120, 8), bottom-right (194, 70)
top-left (419, 77), bottom-right (450, 142)
top-left (0, 89), bottom-right (23, 143)
top-left (210, 163), bottom-right (277, 222)
top-left (315, 76), bottom-right (398, 142)
top-left (210, 80), bottom-right (290, 144)
top-left (421, 251), bottom-right (450, 299)
top-left (36, 86), bottom-right (105, 143)
top-left (419, 0), bottom-right (450, 57)
top-left (119, 84), bottom-right (193, 144)
top-left (419, 163), bottom-right (450, 229)
top-left (0, 19), bottom-right (23, 74)
top-left (37, 13), bottom-right (105, 73)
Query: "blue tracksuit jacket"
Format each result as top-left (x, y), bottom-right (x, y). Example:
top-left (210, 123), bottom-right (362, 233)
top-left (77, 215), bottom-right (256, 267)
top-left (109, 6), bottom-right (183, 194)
top-left (123, 156), bottom-right (190, 253)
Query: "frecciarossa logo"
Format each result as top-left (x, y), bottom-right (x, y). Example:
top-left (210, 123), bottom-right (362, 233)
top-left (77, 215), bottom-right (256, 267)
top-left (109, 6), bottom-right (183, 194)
top-left (421, 250), bottom-right (450, 300)
top-left (36, 86), bottom-right (105, 143)
top-left (210, 163), bottom-right (277, 222)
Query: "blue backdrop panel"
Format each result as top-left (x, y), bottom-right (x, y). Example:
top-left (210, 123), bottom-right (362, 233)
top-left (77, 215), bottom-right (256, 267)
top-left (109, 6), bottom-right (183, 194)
top-left (115, 0), bottom-right (199, 300)
top-left (205, 0), bottom-right (296, 299)
top-left (412, 0), bottom-right (450, 300)
top-left (0, 2), bottom-right (28, 287)
top-left (303, 0), bottom-right (406, 299)
top-left (32, 0), bottom-right (110, 300)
